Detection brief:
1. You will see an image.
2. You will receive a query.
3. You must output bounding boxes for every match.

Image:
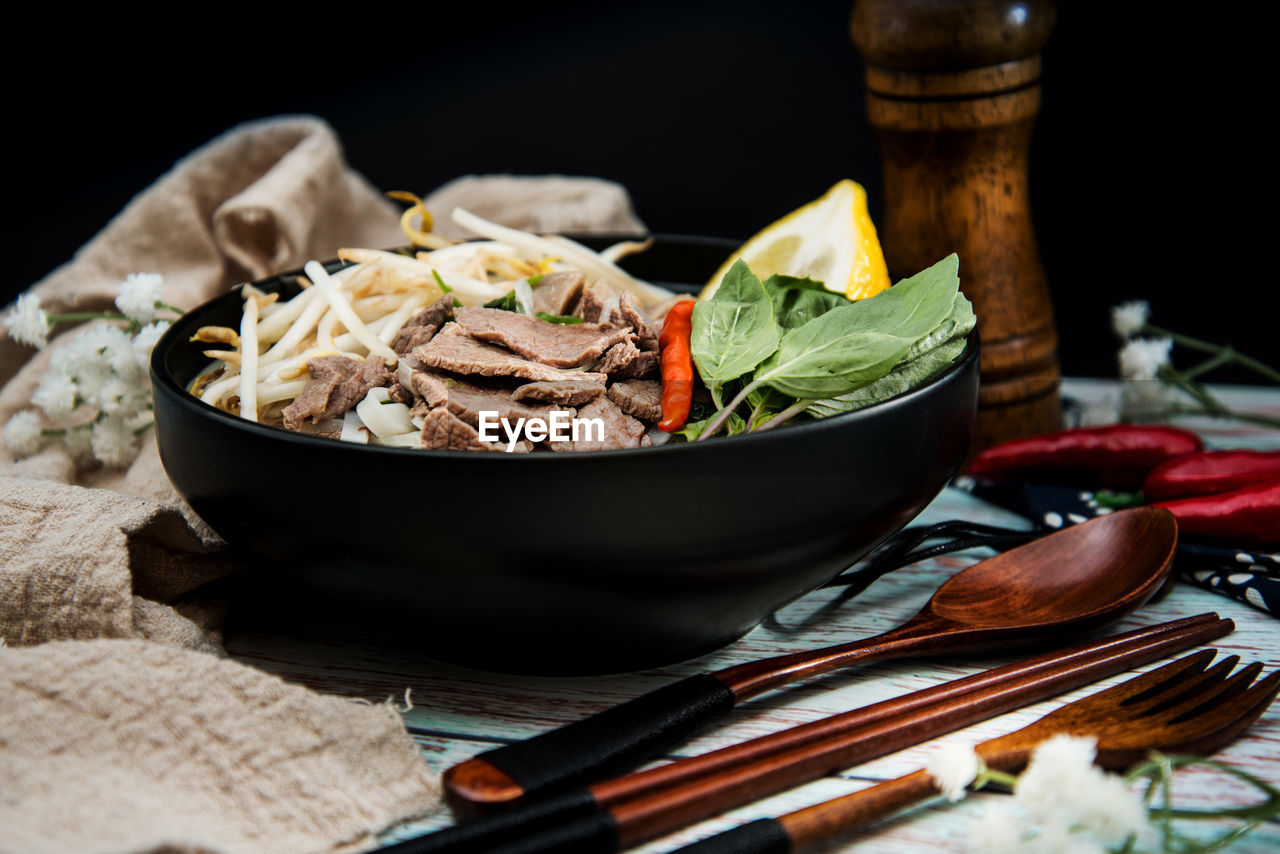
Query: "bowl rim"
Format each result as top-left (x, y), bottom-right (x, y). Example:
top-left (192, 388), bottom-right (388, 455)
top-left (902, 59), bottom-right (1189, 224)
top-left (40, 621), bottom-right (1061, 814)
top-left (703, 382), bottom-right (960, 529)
top-left (152, 238), bottom-right (979, 463)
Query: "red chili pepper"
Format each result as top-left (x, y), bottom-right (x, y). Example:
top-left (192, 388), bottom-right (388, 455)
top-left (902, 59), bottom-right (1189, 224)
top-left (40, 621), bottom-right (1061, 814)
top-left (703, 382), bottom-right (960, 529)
top-left (1143, 449), bottom-right (1280, 503)
top-left (657, 300), bottom-right (696, 433)
top-left (1151, 478), bottom-right (1280, 546)
top-left (966, 424), bottom-right (1204, 489)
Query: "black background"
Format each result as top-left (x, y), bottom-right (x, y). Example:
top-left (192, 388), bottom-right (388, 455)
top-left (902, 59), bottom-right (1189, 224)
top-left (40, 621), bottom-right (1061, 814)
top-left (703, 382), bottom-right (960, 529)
top-left (5, 2), bottom-right (1272, 382)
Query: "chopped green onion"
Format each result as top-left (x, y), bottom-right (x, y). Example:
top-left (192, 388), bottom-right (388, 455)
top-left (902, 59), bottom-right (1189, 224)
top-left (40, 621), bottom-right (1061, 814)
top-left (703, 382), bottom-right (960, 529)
top-left (431, 269), bottom-right (453, 293)
top-left (537, 312), bottom-right (584, 325)
top-left (484, 291), bottom-right (517, 311)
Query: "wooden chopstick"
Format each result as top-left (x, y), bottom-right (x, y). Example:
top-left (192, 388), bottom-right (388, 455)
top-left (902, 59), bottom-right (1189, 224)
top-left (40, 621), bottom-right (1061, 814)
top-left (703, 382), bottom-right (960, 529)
top-left (388, 613), bottom-right (1230, 854)
top-left (606, 613), bottom-right (1232, 850)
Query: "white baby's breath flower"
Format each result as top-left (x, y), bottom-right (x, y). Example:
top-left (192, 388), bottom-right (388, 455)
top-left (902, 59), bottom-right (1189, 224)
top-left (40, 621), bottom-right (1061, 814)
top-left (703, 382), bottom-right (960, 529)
top-left (1110, 300), bottom-right (1150, 339)
top-left (1015, 735), bottom-right (1099, 823)
top-left (926, 742), bottom-right (981, 802)
top-left (32, 370), bottom-right (79, 418)
top-left (131, 320), bottom-right (170, 369)
top-left (95, 376), bottom-right (147, 417)
top-left (3, 410), bottom-right (45, 457)
top-left (90, 415), bottom-right (139, 467)
top-left (963, 801), bottom-right (1026, 853)
top-left (1013, 734), bottom-right (1151, 849)
top-left (115, 272), bottom-right (165, 323)
top-left (3, 292), bottom-right (51, 348)
top-left (1070, 770), bottom-right (1151, 845)
top-left (61, 425), bottom-right (94, 465)
top-left (1118, 337), bottom-right (1173, 381)
top-left (1033, 815), bottom-right (1108, 854)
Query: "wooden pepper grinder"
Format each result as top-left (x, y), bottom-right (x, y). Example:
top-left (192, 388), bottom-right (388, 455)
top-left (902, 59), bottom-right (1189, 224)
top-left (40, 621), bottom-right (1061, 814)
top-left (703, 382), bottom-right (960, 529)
top-left (851, 0), bottom-right (1061, 450)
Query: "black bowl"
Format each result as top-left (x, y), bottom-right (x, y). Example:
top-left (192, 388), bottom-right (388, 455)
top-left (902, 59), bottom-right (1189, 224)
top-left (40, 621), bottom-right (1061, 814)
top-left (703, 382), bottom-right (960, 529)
top-left (151, 236), bottom-right (979, 674)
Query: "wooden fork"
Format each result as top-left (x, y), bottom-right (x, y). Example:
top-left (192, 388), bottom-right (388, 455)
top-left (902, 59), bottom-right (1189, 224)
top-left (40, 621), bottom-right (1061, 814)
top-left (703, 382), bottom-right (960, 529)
top-left (674, 650), bottom-right (1280, 853)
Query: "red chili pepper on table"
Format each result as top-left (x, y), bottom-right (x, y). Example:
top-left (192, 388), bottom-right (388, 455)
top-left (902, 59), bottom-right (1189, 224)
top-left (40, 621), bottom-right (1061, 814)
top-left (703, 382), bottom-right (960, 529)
top-left (1142, 449), bottom-right (1280, 503)
top-left (1151, 479), bottom-right (1280, 546)
top-left (657, 300), bottom-right (696, 432)
top-left (965, 424), bottom-right (1204, 490)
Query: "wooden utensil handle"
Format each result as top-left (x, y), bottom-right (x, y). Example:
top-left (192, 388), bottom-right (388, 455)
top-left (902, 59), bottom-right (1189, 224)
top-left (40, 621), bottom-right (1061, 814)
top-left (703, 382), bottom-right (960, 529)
top-left (781, 769), bottom-right (941, 851)
top-left (667, 771), bottom-right (942, 854)
top-left (445, 674), bottom-right (736, 809)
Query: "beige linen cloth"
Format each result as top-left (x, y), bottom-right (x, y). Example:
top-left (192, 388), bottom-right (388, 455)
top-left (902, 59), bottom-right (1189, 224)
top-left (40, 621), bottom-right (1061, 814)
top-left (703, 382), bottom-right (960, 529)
top-left (0, 114), bottom-right (645, 853)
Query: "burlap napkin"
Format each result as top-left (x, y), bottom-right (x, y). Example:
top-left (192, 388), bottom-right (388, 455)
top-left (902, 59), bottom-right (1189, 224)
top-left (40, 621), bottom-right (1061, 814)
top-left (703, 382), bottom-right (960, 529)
top-left (0, 640), bottom-right (440, 854)
top-left (0, 113), bottom-right (646, 853)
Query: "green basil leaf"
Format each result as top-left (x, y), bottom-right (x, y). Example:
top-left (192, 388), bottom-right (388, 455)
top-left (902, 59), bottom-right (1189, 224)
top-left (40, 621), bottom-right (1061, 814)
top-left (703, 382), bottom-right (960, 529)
top-left (808, 336), bottom-right (969, 417)
top-left (691, 260), bottom-right (780, 404)
top-left (806, 291), bottom-right (975, 417)
top-left (753, 254), bottom-right (960, 399)
top-left (763, 274), bottom-right (828, 292)
top-left (769, 286), bottom-right (849, 331)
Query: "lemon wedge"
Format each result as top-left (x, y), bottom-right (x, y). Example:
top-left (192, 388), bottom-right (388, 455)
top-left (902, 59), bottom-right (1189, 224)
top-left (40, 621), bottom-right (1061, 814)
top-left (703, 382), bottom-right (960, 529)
top-left (701, 180), bottom-right (890, 301)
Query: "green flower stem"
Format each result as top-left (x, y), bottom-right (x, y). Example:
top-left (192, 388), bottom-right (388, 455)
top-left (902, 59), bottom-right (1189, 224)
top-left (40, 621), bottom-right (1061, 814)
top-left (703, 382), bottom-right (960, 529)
top-left (48, 311), bottom-right (129, 324)
top-left (1144, 323), bottom-right (1280, 384)
top-left (697, 380), bottom-right (761, 441)
top-left (156, 301), bottom-right (186, 315)
top-left (1158, 368), bottom-right (1280, 429)
top-left (972, 766), bottom-right (1019, 791)
top-left (750, 398), bottom-right (814, 433)
top-left (1181, 349), bottom-right (1236, 381)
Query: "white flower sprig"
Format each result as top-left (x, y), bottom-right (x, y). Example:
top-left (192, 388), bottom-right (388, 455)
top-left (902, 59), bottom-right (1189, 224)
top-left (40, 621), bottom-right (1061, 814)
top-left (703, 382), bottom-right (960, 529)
top-left (2, 275), bottom-right (181, 467)
top-left (1110, 300), bottom-right (1280, 429)
top-left (927, 734), bottom-right (1280, 853)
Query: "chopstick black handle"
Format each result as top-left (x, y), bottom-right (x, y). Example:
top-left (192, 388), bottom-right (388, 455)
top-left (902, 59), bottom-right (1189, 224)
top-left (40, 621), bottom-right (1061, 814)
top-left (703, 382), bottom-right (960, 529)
top-left (449, 674), bottom-right (736, 806)
top-left (670, 819), bottom-right (793, 854)
top-left (376, 789), bottom-right (608, 853)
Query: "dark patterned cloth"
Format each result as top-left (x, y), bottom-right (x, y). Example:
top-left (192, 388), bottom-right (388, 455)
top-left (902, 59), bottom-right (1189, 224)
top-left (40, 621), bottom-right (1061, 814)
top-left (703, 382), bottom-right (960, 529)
top-left (952, 476), bottom-right (1280, 617)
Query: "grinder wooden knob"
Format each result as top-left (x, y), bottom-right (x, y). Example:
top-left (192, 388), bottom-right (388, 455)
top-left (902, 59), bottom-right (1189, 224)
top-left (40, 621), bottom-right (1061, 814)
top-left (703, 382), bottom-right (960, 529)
top-left (851, 0), bottom-right (1061, 450)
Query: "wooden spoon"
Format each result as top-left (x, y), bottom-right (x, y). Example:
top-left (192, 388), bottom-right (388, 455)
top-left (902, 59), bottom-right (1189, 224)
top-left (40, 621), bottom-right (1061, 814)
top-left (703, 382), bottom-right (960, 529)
top-left (446, 507), bottom-right (1178, 811)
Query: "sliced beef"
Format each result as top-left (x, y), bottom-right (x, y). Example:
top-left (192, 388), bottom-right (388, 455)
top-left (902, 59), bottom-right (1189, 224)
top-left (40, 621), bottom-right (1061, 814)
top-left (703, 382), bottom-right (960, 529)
top-left (548, 395), bottom-right (645, 452)
top-left (387, 383), bottom-right (415, 405)
top-left (409, 369), bottom-right (449, 409)
top-left (531, 271), bottom-right (586, 316)
top-left (511, 378), bottom-right (607, 406)
top-left (453, 307), bottom-right (631, 368)
top-left (593, 337), bottom-right (659, 379)
top-left (418, 407), bottom-right (530, 453)
top-left (390, 293), bottom-right (454, 355)
top-left (608, 292), bottom-right (659, 351)
top-left (606, 379), bottom-right (662, 423)
top-left (282, 354), bottom-right (395, 430)
top-left (617, 350), bottom-right (660, 379)
top-left (437, 375), bottom-right (573, 432)
top-left (415, 323), bottom-right (607, 384)
top-left (574, 281), bottom-right (621, 323)
top-left (594, 337), bottom-right (641, 376)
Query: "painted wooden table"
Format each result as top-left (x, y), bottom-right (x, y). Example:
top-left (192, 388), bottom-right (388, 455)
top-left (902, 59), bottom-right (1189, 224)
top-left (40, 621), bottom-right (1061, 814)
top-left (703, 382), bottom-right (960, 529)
top-left (227, 379), bottom-right (1280, 853)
